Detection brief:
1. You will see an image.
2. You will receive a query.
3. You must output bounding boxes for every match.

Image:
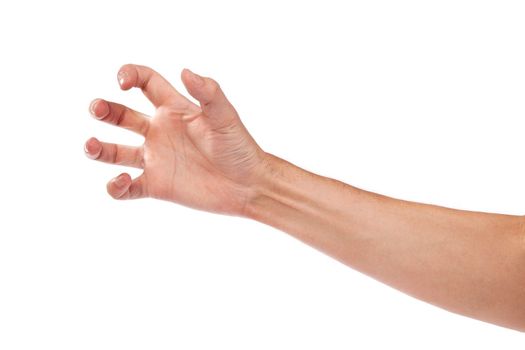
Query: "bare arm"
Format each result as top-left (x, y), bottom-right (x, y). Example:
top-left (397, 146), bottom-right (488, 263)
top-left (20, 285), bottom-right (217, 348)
top-left (86, 64), bottom-right (525, 332)
top-left (246, 153), bottom-right (525, 332)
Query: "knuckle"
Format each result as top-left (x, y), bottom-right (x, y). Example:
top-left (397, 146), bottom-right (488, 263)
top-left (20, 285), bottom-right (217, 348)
top-left (136, 148), bottom-right (145, 168)
top-left (115, 105), bottom-right (127, 126)
top-left (129, 184), bottom-right (142, 199)
top-left (112, 145), bottom-right (119, 164)
top-left (208, 78), bottom-right (220, 96)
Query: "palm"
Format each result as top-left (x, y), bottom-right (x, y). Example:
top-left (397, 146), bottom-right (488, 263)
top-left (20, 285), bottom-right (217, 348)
top-left (143, 106), bottom-right (259, 214)
top-left (85, 65), bottom-right (264, 216)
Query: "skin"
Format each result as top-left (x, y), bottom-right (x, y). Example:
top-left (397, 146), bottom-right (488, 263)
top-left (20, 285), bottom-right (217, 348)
top-left (85, 64), bottom-right (525, 332)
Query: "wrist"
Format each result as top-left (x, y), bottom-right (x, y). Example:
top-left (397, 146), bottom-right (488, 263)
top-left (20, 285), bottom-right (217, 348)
top-left (242, 151), bottom-right (315, 221)
top-left (241, 152), bottom-right (284, 219)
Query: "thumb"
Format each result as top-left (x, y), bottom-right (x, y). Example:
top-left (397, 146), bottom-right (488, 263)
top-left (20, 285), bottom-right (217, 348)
top-left (181, 68), bottom-right (238, 126)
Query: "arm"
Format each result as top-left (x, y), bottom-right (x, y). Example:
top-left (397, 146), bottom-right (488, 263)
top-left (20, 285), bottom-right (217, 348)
top-left (86, 64), bottom-right (525, 332)
top-left (246, 153), bottom-right (525, 332)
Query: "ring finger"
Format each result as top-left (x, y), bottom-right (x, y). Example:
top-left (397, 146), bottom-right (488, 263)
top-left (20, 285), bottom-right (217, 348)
top-left (84, 137), bottom-right (144, 169)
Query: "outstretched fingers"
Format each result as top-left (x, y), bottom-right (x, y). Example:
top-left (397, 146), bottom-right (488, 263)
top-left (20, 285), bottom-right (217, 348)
top-left (84, 137), bottom-right (143, 168)
top-left (106, 173), bottom-right (147, 200)
top-left (89, 99), bottom-right (150, 136)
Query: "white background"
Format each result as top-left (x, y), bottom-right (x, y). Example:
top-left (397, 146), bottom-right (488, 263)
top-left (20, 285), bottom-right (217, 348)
top-left (0, 0), bottom-right (524, 348)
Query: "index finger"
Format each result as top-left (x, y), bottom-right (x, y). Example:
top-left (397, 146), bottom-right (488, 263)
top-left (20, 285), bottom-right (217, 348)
top-left (117, 64), bottom-right (195, 109)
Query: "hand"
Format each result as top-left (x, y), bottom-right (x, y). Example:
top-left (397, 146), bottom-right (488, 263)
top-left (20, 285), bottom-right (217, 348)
top-left (85, 64), bottom-right (267, 216)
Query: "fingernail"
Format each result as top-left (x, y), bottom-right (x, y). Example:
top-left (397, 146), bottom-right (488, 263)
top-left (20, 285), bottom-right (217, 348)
top-left (84, 138), bottom-right (101, 159)
top-left (89, 100), bottom-right (97, 115)
top-left (113, 174), bottom-right (127, 188)
top-left (84, 142), bottom-right (90, 155)
top-left (117, 71), bottom-right (128, 86)
top-left (186, 69), bottom-right (204, 87)
top-left (89, 99), bottom-right (108, 119)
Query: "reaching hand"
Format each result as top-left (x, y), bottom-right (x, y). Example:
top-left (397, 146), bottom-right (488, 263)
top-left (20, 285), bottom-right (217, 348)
top-left (85, 64), bottom-right (267, 216)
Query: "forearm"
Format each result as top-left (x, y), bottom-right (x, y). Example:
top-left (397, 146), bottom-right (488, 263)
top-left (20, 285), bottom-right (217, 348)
top-left (245, 153), bottom-right (525, 331)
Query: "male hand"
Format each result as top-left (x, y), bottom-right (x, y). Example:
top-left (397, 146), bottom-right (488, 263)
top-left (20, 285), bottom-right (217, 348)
top-left (85, 64), bottom-right (267, 216)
